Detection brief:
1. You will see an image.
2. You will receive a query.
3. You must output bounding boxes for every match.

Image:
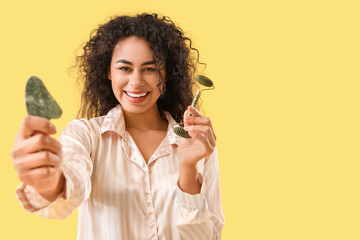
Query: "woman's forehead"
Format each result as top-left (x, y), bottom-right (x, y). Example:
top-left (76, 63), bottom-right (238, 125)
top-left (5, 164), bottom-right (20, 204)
top-left (112, 37), bottom-right (154, 62)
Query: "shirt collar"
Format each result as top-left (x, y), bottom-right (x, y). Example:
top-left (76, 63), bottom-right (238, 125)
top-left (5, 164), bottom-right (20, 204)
top-left (100, 104), bottom-right (126, 137)
top-left (100, 104), bottom-right (180, 145)
top-left (163, 111), bottom-right (180, 145)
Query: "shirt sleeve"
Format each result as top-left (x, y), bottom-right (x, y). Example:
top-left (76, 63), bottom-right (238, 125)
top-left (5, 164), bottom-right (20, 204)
top-left (176, 147), bottom-right (225, 239)
top-left (15, 119), bottom-right (94, 219)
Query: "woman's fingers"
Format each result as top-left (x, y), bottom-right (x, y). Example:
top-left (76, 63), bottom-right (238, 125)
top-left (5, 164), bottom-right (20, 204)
top-left (183, 109), bottom-right (191, 127)
top-left (184, 124), bottom-right (216, 147)
top-left (11, 133), bottom-right (62, 158)
top-left (11, 117), bottom-right (64, 198)
top-left (183, 105), bottom-right (217, 152)
top-left (184, 106), bottom-right (217, 141)
top-left (185, 115), bottom-right (211, 126)
top-left (184, 106), bottom-right (202, 126)
top-left (13, 150), bottom-right (62, 172)
top-left (17, 115), bottom-right (57, 141)
top-left (187, 106), bottom-right (203, 117)
top-left (179, 106), bottom-right (217, 165)
top-left (18, 165), bottom-right (61, 190)
top-left (185, 129), bottom-right (215, 157)
top-left (184, 116), bottom-right (217, 141)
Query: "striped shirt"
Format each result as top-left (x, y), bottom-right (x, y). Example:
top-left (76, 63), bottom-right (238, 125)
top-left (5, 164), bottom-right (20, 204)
top-left (16, 104), bottom-right (225, 239)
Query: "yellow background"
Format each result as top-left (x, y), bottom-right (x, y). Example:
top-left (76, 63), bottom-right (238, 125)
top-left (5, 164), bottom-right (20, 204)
top-left (1, 0), bottom-right (359, 239)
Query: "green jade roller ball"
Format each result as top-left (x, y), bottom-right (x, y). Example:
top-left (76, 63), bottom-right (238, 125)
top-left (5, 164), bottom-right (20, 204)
top-left (173, 75), bottom-right (214, 138)
top-left (25, 76), bottom-right (62, 119)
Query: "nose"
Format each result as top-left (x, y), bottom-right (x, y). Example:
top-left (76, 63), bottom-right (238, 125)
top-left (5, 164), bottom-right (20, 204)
top-left (128, 70), bottom-right (145, 88)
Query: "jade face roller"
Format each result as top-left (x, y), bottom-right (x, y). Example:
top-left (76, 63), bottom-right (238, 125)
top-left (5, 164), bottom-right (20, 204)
top-left (173, 75), bottom-right (214, 138)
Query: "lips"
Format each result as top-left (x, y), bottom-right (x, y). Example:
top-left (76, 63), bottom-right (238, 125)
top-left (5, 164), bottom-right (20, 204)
top-left (124, 91), bottom-right (150, 103)
top-left (125, 91), bottom-right (149, 98)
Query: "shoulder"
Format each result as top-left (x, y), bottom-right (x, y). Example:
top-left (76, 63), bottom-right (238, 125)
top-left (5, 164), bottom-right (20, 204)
top-left (67, 116), bottom-right (105, 131)
top-left (58, 116), bottom-right (107, 154)
top-left (60, 116), bottom-right (106, 140)
top-left (60, 104), bottom-right (123, 139)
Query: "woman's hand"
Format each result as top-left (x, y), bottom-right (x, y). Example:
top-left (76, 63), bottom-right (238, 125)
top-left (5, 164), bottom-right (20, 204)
top-left (179, 106), bottom-right (217, 167)
top-left (178, 106), bottom-right (217, 194)
top-left (10, 116), bottom-right (65, 202)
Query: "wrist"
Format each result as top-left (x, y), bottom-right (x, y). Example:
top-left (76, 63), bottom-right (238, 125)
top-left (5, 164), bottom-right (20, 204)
top-left (179, 160), bottom-right (197, 170)
top-left (38, 173), bottom-right (65, 202)
top-left (178, 163), bottom-right (201, 194)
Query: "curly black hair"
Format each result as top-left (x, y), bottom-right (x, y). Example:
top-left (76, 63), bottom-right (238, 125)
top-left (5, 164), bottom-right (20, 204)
top-left (74, 13), bottom-right (203, 123)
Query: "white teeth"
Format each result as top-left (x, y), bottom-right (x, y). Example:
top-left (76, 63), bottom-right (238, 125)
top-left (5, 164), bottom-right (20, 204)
top-left (126, 91), bottom-right (148, 98)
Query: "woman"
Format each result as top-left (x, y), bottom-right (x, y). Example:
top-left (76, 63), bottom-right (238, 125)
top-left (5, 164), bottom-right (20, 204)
top-left (11, 13), bottom-right (224, 239)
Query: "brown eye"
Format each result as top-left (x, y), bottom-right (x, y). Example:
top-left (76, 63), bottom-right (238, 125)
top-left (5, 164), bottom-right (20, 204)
top-left (119, 67), bottom-right (131, 71)
top-left (143, 67), bottom-right (156, 72)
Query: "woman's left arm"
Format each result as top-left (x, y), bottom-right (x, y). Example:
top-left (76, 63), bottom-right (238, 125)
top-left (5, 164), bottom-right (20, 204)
top-left (177, 106), bottom-right (225, 239)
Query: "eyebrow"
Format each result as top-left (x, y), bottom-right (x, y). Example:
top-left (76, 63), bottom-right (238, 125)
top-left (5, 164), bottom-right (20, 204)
top-left (116, 59), bottom-right (156, 66)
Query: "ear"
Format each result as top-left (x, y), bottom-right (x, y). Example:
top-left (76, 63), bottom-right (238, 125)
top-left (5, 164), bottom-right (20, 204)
top-left (107, 67), bottom-right (112, 80)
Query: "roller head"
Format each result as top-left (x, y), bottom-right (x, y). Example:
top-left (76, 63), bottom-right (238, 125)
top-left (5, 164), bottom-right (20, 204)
top-left (195, 75), bottom-right (214, 87)
top-left (173, 125), bottom-right (192, 139)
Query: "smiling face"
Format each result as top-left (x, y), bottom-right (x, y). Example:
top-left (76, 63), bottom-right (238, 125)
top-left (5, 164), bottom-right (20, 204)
top-left (108, 36), bottom-right (165, 116)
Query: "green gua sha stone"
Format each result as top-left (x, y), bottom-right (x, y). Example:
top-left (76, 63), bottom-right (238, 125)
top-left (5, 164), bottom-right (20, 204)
top-left (25, 76), bottom-right (62, 119)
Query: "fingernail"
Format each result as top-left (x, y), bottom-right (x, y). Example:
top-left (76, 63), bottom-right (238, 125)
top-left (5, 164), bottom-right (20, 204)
top-left (184, 126), bottom-right (190, 131)
top-left (50, 123), bottom-right (57, 133)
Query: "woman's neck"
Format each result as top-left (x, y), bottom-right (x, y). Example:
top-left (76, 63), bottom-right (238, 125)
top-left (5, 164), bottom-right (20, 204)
top-left (123, 106), bottom-right (168, 131)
